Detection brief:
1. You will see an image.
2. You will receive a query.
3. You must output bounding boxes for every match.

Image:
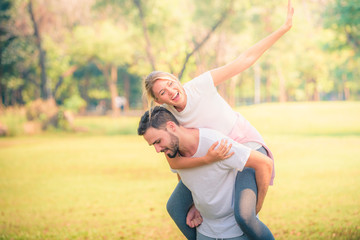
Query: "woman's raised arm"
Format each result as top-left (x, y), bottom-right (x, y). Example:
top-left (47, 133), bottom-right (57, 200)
top-left (210, 0), bottom-right (294, 86)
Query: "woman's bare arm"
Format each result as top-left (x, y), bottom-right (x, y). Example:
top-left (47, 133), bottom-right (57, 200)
top-left (167, 139), bottom-right (234, 169)
top-left (210, 0), bottom-right (294, 86)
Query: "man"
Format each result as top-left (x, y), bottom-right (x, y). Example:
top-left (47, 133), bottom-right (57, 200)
top-left (138, 106), bottom-right (273, 239)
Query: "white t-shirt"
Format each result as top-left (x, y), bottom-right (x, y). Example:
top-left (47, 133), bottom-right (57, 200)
top-left (165, 71), bottom-right (238, 136)
top-left (175, 128), bottom-right (251, 239)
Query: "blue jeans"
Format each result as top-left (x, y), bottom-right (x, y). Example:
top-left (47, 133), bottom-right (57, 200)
top-left (166, 147), bottom-right (274, 240)
top-left (167, 178), bottom-right (196, 239)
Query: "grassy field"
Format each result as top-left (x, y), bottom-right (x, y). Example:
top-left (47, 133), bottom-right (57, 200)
top-left (0, 101), bottom-right (360, 239)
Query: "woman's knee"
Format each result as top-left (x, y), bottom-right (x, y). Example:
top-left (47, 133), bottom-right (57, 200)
top-left (234, 208), bottom-right (255, 228)
top-left (234, 170), bottom-right (258, 228)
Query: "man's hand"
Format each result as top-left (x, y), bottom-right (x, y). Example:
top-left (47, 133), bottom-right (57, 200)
top-left (204, 139), bottom-right (234, 164)
top-left (186, 205), bottom-right (203, 228)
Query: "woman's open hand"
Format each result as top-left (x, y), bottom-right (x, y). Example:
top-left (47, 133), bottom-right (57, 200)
top-left (204, 139), bottom-right (234, 164)
top-left (283, 0), bottom-right (294, 31)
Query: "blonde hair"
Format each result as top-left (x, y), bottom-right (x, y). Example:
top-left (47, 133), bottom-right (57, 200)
top-left (143, 71), bottom-right (179, 110)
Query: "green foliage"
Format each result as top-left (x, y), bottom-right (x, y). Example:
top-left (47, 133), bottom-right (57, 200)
top-left (63, 95), bottom-right (86, 113)
top-left (73, 115), bottom-right (139, 135)
top-left (70, 20), bottom-right (133, 66)
top-left (43, 35), bottom-right (72, 83)
top-left (323, 0), bottom-right (360, 53)
top-left (87, 88), bottom-right (109, 100)
top-left (1, 37), bottom-right (37, 97)
top-left (321, 0), bottom-right (360, 100)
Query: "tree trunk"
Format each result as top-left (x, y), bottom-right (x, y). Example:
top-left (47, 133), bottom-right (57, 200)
top-left (28, 0), bottom-right (51, 99)
top-left (82, 74), bottom-right (90, 107)
top-left (254, 64), bottom-right (261, 104)
top-left (15, 87), bottom-right (25, 105)
top-left (305, 78), bottom-right (319, 101)
top-left (109, 65), bottom-right (120, 116)
top-left (95, 63), bottom-right (119, 115)
top-left (313, 79), bottom-right (320, 101)
top-left (307, 78), bottom-right (319, 101)
top-left (276, 65), bottom-right (287, 102)
top-left (214, 34), bottom-right (228, 103)
top-left (0, 81), bottom-right (4, 107)
top-left (266, 75), bottom-right (272, 102)
top-left (342, 73), bottom-right (350, 100)
top-left (123, 74), bottom-right (130, 111)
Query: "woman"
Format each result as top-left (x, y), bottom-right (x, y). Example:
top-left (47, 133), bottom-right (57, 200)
top-left (144, 1), bottom-right (294, 239)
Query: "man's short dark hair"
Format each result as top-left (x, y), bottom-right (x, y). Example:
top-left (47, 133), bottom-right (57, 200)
top-left (137, 106), bottom-right (180, 135)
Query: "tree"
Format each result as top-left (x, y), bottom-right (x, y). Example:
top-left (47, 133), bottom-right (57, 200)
top-left (177, 0), bottom-right (234, 80)
top-left (132, 0), bottom-right (157, 71)
top-left (70, 20), bottom-right (134, 115)
top-left (0, 0), bottom-right (40, 106)
top-left (27, 0), bottom-right (51, 99)
top-left (324, 0), bottom-right (360, 54)
top-left (323, 0), bottom-right (360, 100)
top-left (0, 0), bottom-right (14, 106)
top-left (1, 0), bottom-right (359, 108)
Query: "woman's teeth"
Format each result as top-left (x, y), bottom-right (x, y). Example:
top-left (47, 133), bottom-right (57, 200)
top-left (172, 92), bottom-right (178, 100)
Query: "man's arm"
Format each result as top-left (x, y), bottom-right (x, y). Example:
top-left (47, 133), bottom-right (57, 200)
top-left (244, 150), bottom-right (273, 214)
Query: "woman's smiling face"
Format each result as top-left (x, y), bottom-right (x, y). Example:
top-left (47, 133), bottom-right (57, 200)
top-left (152, 79), bottom-right (186, 109)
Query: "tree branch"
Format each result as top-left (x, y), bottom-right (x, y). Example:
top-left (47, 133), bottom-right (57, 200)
top-left (345, 27), bottom-right (360, 51)
top-left (53, 65), bottom-right (78, 96)
top-left (178, 0), bottom-right (234, 80)
top-left (133, 0), bottom-right (156, 71)
top-left (28, 0), bottom-right (51, 99)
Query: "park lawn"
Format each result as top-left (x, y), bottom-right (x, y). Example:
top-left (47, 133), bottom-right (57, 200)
top-left (0, 101), bottom-right (360, 239)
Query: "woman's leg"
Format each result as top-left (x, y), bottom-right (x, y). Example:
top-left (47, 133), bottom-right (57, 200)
top-left (167, 180), bottom-right (196, 240)
top-left (234, 147), bottom-right (274, 240)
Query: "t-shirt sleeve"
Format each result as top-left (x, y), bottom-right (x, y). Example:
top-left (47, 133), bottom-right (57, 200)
top-left (218, 141), bottom-right (251, 171)
top-left (184, 71), bottom-right (216, 95)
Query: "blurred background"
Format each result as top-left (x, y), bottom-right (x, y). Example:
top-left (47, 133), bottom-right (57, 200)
top-left (0, 0), bottom-right (360, 239)
top-left (0, 0), bottom-right (359, 134)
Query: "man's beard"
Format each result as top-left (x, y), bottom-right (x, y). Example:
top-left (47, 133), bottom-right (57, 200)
top-left (165, 132), bottom-right (180, 158)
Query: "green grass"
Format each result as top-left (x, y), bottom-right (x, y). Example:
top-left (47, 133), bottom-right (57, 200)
top-left (1, 101), bottom-right (360, 239)
top-left (73, 116), bottom-right (139, 135)
top-left (235, 101), bottom-right (360, 137)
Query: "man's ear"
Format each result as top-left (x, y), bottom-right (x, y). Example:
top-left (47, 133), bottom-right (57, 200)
top-left (166, 121), bottom-right (177, 132)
